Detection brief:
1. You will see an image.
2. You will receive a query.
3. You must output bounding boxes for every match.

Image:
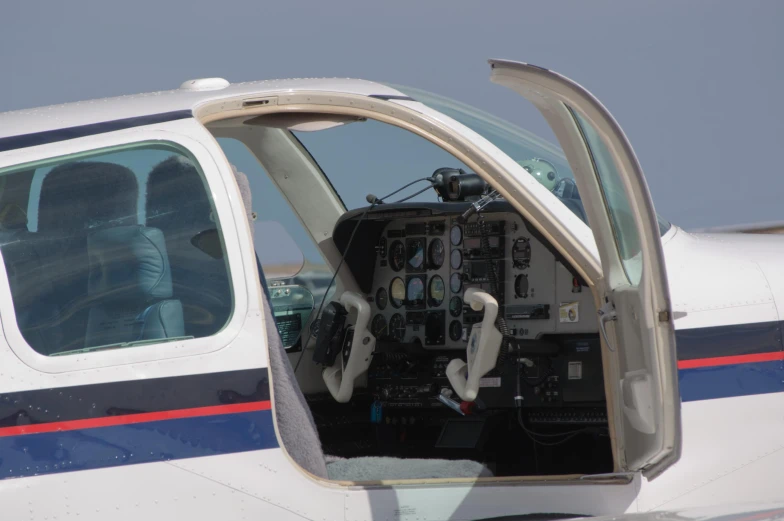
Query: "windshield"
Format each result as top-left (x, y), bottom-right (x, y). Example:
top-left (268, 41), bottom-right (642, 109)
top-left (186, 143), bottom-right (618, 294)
top-left (292, 118), bottom-right (468, 210)
top-left (390, 85), bottom-right (671, 236)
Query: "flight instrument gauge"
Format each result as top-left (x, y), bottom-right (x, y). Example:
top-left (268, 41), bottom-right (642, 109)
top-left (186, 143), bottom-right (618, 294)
top-left (390, 277), bottom-right (405, 308)
top-left (376, 287), bottom-right (388, 310)
top-left (406, 276), bottom-right (426, 309)
top-left (450, 249), bottom-right (462, 270)
top-left (371, 314), bottom-right (387, 338)
top-left (389, 240), bottom-right (405, 272)
top-left (450, 272), bottom-right (463, 293)
top-left (428, 275), bottom-right (445, 307)
top-left (449, 320), bottom-right (463, 341)
top-left (450, 225), bottom-right (462, 246)
top-left (449, 296), bottom-right (462, 317)
top-left (406, 238), bottom-right (426, 272)
top-left (512, 237), bottom-right (532, 270)
top-left (514, 274), bottom-right (529, 299)
top-left (428, 238), bottom-right (445, 269)
top-left (389, 313), bottom-right (406, 342)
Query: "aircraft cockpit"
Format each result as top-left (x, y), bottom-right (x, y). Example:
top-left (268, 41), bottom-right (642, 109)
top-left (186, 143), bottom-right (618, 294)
top-left (201, 91), bottom-right (654, 480)
top-left (278, 166), bottom-right (613, 478)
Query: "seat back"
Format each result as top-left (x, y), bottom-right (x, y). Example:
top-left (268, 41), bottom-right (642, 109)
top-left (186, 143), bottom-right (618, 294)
top-left (145, 156), bottom-right (232, 339)
top-left (84, 225), bottom-right (184, 348)
top-left (37, 162), bottom-right (139, 351)
top-left (0, 230), bottom-right (61, 353)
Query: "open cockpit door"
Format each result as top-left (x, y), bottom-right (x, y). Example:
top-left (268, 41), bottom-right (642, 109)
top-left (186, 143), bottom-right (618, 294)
top-left (489, 60), bottom-right (680, 478)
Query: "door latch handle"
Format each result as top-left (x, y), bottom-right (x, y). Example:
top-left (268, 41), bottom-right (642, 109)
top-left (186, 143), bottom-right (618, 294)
top-left (598, 301), bottom-right (618, 352)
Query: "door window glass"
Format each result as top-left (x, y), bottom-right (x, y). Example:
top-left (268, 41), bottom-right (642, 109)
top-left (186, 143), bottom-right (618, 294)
top-left (0, 142), bottom-right (233, 355)
top-left (216, 138), bottom-right (329, 350)
top-left (391, 85), bottom-right (671, 237)
top-left (570, 108), bottom-right (642, 285)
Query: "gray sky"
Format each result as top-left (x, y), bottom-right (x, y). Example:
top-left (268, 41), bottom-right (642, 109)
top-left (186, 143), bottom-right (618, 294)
top-left (2, 1), bottom-right (782, 229)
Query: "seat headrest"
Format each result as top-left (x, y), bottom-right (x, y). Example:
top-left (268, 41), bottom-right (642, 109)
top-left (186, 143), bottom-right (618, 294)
top-left (88, 226), bottom-right (172, 302)
top-left (146, 156), bottom-right (212, 231)
top-left (39, 161), bottom-right (138, 233)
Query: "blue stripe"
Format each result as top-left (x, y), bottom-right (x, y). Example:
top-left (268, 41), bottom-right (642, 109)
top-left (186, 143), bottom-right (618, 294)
top-left (0, 409), bottom-right (277, 479)
top-left (0, 110), bottom-right (193, 153)
top-left (679, 361), bottom-right (784, 402)
top-left (675, 320), bottom-right (782, 361)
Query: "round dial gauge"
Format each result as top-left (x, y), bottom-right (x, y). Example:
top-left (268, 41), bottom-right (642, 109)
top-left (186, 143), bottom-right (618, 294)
top-left (512, 238), bottom-right (532, 269)
top-left (371, 314), bottom-right (387, 338)
top-left (450, 249), bottom-right (462, 270)
top-left (389, 240), bottom-right (405, 272)
top-left (389, 313), bottom-right (406, 342)
top-left (407, 238), bottom-right (425, 270)
top-left (514, 274), bottom-right (529, 299)
top-left (428, 275), bottom-right (445, 307)
top-left (450, 225), bottom-right (462, 246)
top-left (450, 272), bottom-right (463, 293)
top-left (376, 287), bottom-right (388, 310)
top-left (428, 238), bottom-right (445, 269)
top-left (390, 277), bottom-right (405, 308)
top-left (449, 320), bottom-right (463, 341)
top-left (406, 277), bottom-right (425, 306)
top-left (449, 296), bottom-right (462, 317)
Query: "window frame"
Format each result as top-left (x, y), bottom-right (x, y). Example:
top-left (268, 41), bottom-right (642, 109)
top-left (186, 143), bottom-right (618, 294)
top-left (0, 127), bottom-right (250, 373)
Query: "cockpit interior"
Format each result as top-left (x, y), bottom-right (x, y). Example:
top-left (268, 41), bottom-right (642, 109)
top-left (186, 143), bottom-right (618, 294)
top-left (206, 101), bottom-right (617, 481)
top-left (305, 195), bottom-right (610, 478)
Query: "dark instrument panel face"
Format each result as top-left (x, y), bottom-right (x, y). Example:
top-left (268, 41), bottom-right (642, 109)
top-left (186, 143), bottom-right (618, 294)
top-left (369, 212), bottom-right (598, 349)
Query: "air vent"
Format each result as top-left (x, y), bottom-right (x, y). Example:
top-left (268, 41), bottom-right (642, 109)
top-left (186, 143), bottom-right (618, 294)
top-left (242, 98), bottom-right (276, 108)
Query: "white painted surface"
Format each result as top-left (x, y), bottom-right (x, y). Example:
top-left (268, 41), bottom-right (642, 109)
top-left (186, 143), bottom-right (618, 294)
top-left (0, 68), bottom-right (781, 521)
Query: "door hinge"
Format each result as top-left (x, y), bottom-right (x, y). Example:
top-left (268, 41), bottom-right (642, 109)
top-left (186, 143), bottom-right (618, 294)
top-left (658, 310), bottom-right (670, 323)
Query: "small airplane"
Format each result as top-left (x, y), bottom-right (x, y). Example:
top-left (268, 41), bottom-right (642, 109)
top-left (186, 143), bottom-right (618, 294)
top-left (0, 59), bottom-right (780, 521)
top-left (584, 503), bottom-right (784, 521)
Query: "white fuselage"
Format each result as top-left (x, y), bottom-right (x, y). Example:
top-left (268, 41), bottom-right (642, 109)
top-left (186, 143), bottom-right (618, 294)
top-left (0, 74), bottom-right (780, 521)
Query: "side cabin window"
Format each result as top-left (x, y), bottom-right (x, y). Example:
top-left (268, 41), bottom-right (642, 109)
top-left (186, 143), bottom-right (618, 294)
top-left (0, 142), bottom-right (233, 356)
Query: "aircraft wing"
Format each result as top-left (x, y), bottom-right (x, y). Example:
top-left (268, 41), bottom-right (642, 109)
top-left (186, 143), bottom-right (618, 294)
top-left (691, 220), bottom-right (784, 234)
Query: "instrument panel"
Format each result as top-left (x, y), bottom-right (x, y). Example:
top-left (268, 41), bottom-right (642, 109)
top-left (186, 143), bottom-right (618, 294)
top-left (368, 212), bottom-right (598, 349)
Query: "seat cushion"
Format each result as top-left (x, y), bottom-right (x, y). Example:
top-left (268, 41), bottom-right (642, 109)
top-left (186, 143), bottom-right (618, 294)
top-left (87, 226), bottom-right (173, 303)
top-left (326, 456), bottom-right (493, 481)
top-left (85, 299), bottom-right (184, 347)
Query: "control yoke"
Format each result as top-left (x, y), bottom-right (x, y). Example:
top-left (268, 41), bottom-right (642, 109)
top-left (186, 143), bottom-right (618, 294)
top-left (446, 288), bottom-right (503, 401)
top-left (322, 292), bottom-right (376, 403)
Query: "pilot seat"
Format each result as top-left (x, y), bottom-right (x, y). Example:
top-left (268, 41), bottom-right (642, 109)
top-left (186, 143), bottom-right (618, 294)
top-left (84, 225), bottom-right (184, 348)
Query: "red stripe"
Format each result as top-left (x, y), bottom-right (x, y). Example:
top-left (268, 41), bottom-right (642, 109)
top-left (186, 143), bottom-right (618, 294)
top-left (0, 400), bottom-right (271, 438)
top-left (678, 351), bottom-right (784, 369)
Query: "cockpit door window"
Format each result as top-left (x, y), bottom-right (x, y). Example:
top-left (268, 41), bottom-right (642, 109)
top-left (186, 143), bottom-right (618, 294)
top-left (488, 59), bottom-right (680, 479)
